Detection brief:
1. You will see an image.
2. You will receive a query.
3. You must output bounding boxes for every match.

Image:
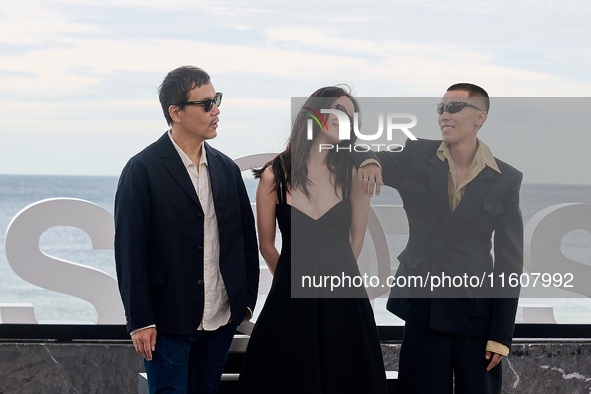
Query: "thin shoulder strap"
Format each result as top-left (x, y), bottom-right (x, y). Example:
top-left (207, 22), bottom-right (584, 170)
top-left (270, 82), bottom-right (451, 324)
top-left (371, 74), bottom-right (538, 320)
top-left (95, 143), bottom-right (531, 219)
top-left (276, 157), bottom-right (288, 205)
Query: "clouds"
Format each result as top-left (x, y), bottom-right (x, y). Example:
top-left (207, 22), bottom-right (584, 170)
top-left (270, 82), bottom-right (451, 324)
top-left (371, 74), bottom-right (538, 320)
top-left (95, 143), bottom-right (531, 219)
top-left (0, 1), bottom-right (590, 180)
top-left (1, 30), bottom-right (587, 99)
top-left (2, 5), bottom-right (590, 99)
top-left (0, 3), bottom-right (106, 46)
top-left (263, 27), bottom-right (578, 96)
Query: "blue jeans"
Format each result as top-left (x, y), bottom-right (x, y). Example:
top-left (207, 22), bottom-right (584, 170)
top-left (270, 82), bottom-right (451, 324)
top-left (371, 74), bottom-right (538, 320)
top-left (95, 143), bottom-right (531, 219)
top-left (144, 322), bottom-right (237, 394)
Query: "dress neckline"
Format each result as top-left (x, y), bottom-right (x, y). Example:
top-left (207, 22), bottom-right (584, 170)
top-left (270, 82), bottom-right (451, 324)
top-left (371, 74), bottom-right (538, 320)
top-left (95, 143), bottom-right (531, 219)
top-left (289, 199), bottom-right (346, 221)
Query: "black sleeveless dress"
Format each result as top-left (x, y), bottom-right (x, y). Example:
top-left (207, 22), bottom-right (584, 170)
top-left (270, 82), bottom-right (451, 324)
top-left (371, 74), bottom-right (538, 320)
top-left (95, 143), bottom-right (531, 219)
top-left (237, 171), bottom-right (388, 394)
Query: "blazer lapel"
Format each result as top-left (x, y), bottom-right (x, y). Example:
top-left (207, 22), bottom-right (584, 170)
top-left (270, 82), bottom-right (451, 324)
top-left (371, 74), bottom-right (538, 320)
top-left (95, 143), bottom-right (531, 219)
top-left (440, 166), bottom-right (494, 227)
top-left (203, 142), bottom-right (222, 212)
top-left (156, 133), bottom-right (202, 209)
top-left (426, 154), bottom-right (452, 221)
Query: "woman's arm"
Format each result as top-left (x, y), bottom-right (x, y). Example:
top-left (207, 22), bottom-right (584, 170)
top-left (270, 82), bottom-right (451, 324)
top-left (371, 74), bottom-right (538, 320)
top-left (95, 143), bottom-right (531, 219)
top-left (349, 167), bottom-right (371, 260)
top-left (256, 166), bottom-right (281, 274)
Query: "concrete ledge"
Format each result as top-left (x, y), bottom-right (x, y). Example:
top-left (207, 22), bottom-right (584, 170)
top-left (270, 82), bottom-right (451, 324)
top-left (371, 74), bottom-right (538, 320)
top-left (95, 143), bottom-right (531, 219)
top-left (1, 340), bottom-right (590, 393)
top-left (504, 340), bottom-right (591, 393)
top-left (381, 340), bottom-right (591, 393)
top-left (0, 341), bottom-right (143, 393)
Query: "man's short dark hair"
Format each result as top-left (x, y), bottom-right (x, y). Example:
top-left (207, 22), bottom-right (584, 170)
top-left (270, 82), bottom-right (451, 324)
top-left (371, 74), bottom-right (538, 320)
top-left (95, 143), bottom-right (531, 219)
top-left (158, 66), bottom-right (211, 126)
top-left (447, 83), bottom-right (490, 113)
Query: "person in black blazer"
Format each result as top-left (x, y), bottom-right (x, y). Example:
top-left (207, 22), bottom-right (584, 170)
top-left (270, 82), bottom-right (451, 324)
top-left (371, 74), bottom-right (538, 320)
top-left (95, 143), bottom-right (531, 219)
top-left (114, 66), bottom-right (259, 393)
top-left (357, 83), bottom-right (523, 393)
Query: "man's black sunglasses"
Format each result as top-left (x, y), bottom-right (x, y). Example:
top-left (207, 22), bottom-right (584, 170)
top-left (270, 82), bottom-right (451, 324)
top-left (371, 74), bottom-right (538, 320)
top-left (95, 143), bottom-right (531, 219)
top-left (178, 92), bottom-right (222, 112)
top-left (437, 101), bottom-right (482, 115)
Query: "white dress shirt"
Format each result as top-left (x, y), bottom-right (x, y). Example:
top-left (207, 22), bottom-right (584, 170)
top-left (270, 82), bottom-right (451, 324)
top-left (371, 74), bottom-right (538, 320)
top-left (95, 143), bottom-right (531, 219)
top-left (168, 131), bottom-right (231, 331)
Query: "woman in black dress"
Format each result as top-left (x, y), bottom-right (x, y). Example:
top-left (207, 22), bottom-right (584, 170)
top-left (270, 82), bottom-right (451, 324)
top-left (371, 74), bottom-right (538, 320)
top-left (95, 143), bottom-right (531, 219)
top-left (237, 86), bottom-right (388, 394)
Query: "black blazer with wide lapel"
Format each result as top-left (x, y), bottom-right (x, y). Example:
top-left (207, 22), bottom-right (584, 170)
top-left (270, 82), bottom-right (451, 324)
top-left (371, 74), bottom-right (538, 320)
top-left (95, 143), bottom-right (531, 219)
top-left (115, 132), bottom-right (259, 335)
top-left (356, 138), bottom-right (523, 347)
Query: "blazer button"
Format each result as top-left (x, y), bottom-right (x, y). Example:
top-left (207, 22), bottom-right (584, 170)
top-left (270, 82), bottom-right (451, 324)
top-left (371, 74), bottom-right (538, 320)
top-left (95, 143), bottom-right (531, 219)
top-left (409, 185), bottom-right (416, 192)
top-left (197, 213), bottom-right (204, 220)
top-left (491, 208), bottom-right (497, 214)
top-left (197, 246), bottom-right (204, 253)
top-left (198, 280), bottom-right (204, 285)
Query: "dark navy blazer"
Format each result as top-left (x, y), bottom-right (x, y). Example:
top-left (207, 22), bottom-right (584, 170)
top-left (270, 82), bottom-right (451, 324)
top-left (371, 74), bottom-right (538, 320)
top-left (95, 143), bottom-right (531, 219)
top-left (114, 132), bottom-right (259, 335)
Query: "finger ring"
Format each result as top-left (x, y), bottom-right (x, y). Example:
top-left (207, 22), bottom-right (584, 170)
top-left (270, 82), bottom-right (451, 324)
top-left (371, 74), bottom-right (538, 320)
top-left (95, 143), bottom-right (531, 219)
top-left (363, 178), bottom-right (370, 181)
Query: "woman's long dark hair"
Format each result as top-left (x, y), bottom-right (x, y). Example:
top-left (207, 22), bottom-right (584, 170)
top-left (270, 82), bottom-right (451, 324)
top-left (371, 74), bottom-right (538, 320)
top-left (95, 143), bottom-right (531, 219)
top-left (254, 85), bottom-right (360, 200)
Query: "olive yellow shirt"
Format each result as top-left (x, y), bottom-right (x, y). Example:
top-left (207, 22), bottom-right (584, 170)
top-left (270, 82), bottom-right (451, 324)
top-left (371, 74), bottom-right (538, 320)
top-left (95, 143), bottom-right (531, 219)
top-left (436, 139), bottom-right (501, 212)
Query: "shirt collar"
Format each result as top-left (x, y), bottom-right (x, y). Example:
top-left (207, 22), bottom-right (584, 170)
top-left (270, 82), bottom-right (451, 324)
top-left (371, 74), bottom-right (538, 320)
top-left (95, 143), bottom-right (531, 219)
top-left (167, 130), bottom-right (208, 168)
top-left (436, 138), bottom-right (501, 174)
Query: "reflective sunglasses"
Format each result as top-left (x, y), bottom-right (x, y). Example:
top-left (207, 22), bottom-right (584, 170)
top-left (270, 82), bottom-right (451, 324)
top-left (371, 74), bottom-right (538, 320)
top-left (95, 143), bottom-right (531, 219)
top-left (437, 101), bottom-right (481, 115)
top-left (178, 92), bottom-right (222, 112)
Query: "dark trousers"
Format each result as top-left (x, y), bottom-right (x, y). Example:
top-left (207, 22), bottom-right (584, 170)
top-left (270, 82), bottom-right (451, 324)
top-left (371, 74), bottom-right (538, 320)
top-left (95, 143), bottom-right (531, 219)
top-left (144, 322), bottom-right (237, 394)
top-left (397, 322), bottom-right (502, 394)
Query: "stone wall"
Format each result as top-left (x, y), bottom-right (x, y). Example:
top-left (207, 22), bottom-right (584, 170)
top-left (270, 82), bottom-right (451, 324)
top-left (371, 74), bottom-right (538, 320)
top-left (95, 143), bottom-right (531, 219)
top-left (1, 340), bottom-right (590, 393)
top-left (0, 341), bottom-right (143, 393)
top-left (381, 340), bottom-right (591, 393)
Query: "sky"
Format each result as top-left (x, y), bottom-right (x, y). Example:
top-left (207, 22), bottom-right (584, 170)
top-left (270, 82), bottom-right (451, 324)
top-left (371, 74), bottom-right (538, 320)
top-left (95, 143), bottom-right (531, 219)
top-left (1, 0), bottom-right (590, 184)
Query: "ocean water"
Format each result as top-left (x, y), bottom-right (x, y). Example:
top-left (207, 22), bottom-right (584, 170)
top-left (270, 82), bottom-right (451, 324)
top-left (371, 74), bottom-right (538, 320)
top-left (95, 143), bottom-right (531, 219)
top-left (0, 175), bottom-right (590, 324)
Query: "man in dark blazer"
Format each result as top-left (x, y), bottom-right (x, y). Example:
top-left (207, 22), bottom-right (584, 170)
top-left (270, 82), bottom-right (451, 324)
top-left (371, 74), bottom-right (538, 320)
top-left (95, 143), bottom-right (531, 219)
top-left (114, 66), bottom-right (259, 393)
top-left (357, 83), bottom-right (523, 393)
